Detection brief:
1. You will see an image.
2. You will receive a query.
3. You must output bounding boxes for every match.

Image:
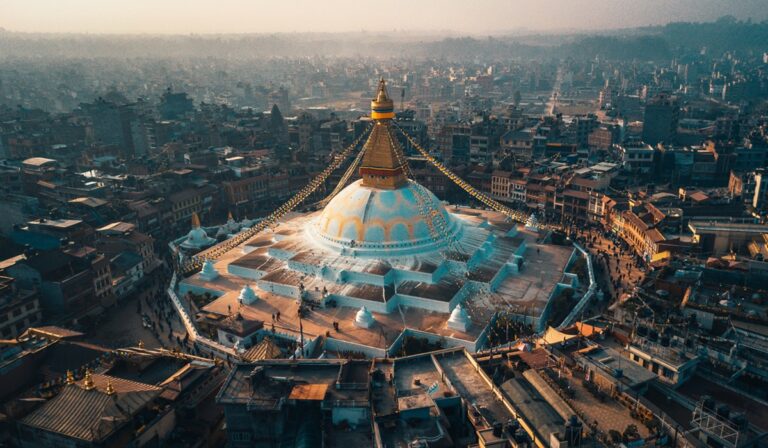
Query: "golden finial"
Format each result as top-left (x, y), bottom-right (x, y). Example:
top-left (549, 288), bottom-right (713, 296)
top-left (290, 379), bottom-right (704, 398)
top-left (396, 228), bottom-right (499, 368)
top-left (138, 339), bottom-right (145, 348)
top-left (227, 211), bottom-right (234, 221)
top-left (65, 370), bottom-right (74, 385)
top-left (376, 78), bottom-right (389, 102)
top-left (191, 212), bottom-right (201, 229)
top-left (82, 369), bottom-right (95, 391)
top-left (371, 78), bottom-right (394, 120)
top-left (105, 381), bottom-right (115, 396)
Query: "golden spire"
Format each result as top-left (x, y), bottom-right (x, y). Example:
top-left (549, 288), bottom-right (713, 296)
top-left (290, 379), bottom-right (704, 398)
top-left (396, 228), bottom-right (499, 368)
top-left (227, 211), bottom-right (234, 221)
top-left (191, 212), bottom-right (201, 229)
top-left (105, 381), bottom-right (115, 396)
top-left (371, 78), bottom-right (395, 120)
top-left (65, 370), bottom-right (74, 385)
top-left (360, 79), bottom-right (408, 189)
top-left (82, 369), bottom-right (95, 391)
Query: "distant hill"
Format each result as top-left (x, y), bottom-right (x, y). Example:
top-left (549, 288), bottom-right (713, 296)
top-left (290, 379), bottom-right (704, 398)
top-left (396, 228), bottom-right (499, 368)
top-left (0, 17), bottom-right (765, 61)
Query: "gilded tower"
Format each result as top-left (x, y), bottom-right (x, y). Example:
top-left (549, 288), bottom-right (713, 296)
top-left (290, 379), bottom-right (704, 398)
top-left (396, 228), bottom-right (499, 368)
top-left (359, 79), bottom-right (409, 190)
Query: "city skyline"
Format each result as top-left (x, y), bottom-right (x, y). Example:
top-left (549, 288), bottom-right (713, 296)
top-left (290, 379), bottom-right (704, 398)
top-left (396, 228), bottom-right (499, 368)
top-left (2, 0), bottom-right (767, 35)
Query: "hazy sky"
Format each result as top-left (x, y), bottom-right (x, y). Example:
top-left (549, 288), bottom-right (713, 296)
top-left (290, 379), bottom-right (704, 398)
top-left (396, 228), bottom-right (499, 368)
top-left (2, 0), bottom-right (767, 35)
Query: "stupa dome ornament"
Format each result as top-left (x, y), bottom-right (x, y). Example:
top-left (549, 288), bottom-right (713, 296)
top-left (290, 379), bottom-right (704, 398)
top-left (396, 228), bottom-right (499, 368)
top-left (525, 213), bottom-right (540, 232)
top-left (447, 304), bottom-right (471, 332)
top-left (354, 306), bottom-right (375, 328)
top-left (239, 284), bottom-right (258, 305)
top-left (370, 78), bottom-right (395, 120)
top-left (199, 260), bottom-right (219, 281)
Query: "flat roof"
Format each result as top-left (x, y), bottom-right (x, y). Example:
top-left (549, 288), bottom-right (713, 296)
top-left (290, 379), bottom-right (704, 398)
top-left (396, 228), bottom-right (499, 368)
top-left (27, 218), bottom-right (83, 229)
top-left (22, 157), bottom-right (57, 167)
top-left (289, 383), bottom-right (328, 401)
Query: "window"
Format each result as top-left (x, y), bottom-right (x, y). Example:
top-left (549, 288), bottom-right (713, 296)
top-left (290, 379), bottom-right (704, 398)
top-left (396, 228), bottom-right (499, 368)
top-left (231, 432), bottom-right (252, 442)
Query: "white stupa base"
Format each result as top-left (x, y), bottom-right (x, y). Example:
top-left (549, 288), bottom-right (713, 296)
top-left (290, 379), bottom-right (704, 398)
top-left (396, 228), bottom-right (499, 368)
top-left (354, 307), bottom-right (375, 329)
top-left (447, 304), bottom-right (471, 332)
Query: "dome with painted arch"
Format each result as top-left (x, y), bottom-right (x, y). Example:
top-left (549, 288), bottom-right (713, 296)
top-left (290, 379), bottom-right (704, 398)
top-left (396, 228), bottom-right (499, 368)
top-left (311, 179), bottom-right (462, 257)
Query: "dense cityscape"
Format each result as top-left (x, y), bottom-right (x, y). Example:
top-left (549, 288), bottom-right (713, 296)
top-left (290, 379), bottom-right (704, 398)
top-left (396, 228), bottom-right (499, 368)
top-left (1, 4), bottom-right (768, 448)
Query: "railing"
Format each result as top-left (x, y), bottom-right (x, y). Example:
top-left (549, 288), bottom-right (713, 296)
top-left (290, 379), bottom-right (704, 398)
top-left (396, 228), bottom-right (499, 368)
top-left (558, 243), bottom-right (597, 329)
top-left (167, 273), bottom-right (235, 358)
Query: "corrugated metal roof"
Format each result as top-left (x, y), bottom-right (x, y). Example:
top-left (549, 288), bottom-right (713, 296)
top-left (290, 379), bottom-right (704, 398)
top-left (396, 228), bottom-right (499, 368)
top-left (242, 337), bottom-right (282, 362)
top-left (20, 377), bottom-right (160, 442)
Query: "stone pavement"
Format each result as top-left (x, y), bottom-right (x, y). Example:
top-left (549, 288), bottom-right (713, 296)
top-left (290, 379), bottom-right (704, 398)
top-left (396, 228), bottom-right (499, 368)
top-left (568, 377), bottom-right (649, 438)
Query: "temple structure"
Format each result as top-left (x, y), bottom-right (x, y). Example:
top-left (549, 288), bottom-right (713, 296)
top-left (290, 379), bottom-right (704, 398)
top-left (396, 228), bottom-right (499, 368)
top-left (178, 213), bottom-right (216, 252)
top-left (177, 81), bottom-right (580, 357)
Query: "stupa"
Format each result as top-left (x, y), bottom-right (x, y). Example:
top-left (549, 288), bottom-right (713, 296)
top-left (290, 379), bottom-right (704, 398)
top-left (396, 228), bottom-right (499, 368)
top-left (180, 212), bottom-right (216, 251)
top-left (310, 79), bottom-right (462, 257)
top-left (447, 304), bottom-right (471, 332)
top-left (238, 285), bottom-right (258, 305)
top-left (199, 260), bottom-right (219, 281)
top-left (177, 80), bottom-right (577, 355)
top-left (354, 306), bottom-right (375, 328)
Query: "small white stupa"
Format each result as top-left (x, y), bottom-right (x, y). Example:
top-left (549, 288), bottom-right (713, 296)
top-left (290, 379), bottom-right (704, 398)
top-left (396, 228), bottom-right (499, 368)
top-left (239, 284), bottom-right (258, 305)
top-left (525, 213), bottom-right (540, 232)
top-left (225, 211), bottom-right (240, 233)
top-left (354, 306), bottom-right (375, 329)
top-left (180, 212), bottom-right (216, 251)
top-left (199, 260), bottom-right (219, 281)
top-left (447, 304), bottom-right (471, 332)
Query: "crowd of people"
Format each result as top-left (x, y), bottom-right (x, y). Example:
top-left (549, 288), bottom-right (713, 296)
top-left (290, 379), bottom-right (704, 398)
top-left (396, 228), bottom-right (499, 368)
top-left (566, 223), bottom-right (649, 306)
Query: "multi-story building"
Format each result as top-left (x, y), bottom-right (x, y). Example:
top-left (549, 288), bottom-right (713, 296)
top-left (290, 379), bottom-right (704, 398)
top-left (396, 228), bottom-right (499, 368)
top-left (616, 141), bottom-right (656, 175)
top-left (0, 276), bottom-right (41, 339)
top-left (95, 221), bottom-right (158, 274)
top-left (166, 185), bottom-right (218, 229)
top-left (3, 250), bottom-right (95, 314)
top-left (642, 93), bottom-right (679, 146)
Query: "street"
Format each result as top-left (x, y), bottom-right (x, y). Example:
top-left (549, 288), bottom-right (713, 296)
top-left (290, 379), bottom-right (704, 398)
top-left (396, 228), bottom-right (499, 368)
top-left (563, 222), bottom-right (649, 314)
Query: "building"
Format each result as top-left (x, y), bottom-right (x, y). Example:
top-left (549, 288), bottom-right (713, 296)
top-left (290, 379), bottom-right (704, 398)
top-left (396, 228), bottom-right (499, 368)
top-left (17, 372), bottom-right (166, 448)
top-left (627, 333), bottom-right (699, 386)
top-left (3, 250), bottom-right (95, 314)
top-left (95, 221), bottom-right (158, 274)
top-left (0, 276), bottom-right (42, 339)
top-left (689, 221), bottom-right (768, 257)
top-left (217, 348), bottom-right (546, 447)
top-left (616, 142), bottom-right (656, 175)
top-left (642, 93), bottom-right (679, 146)
top-left (753, 169), bottom-right (768, 212)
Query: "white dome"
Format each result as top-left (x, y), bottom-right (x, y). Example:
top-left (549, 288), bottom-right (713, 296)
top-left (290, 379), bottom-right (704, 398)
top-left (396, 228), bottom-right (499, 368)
top-left (448, 304), bottom-right (471, 332)
top-left (355, 306), bottom-right (375, 329)
top-left (311, 179), bottom-right (462, 257)
top-left (199, 260), bottom-right (219, 281)
top-left (239, 285), bottom-right (258, 305)
top-left (181, 226), bottom-right (215, 250)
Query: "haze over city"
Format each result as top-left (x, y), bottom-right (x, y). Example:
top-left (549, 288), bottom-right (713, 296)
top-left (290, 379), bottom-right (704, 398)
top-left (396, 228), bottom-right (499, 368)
top-left (2, 0), bottom-right (768, 34)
